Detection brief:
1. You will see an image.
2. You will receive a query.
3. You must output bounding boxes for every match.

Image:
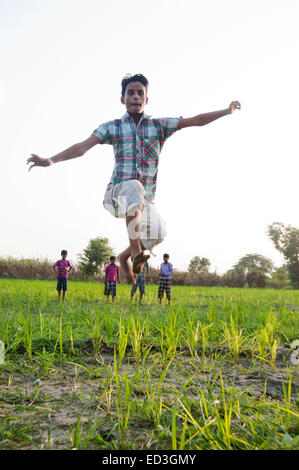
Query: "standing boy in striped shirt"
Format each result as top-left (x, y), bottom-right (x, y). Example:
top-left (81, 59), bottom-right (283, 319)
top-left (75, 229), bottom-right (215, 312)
top-left (27, 74), bottom-right (240, 284)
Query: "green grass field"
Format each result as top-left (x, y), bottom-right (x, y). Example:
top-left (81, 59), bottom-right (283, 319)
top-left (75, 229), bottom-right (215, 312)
top-left (0, 279), bottom-right (298, 450)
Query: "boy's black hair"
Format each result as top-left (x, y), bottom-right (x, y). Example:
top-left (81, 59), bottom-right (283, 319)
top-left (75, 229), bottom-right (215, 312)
top-left (163, 253), bottom-right (169, 258)
top-left (121, 73), bottom-right (149, 97)
top-left (110, 256), bottom-right (116, 261)
top-left (61, 250), bottom-right (68, 255)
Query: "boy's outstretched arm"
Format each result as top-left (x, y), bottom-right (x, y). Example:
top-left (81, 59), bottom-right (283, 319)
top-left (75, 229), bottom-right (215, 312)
top-left (26, 134), bottom-right (99, 171)
top-left (177, 101), bottom-right (240, 130)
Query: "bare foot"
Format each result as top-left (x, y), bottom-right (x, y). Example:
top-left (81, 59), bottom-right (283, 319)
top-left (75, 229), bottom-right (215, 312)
top-left (132, 251), bottom-right (150, 274)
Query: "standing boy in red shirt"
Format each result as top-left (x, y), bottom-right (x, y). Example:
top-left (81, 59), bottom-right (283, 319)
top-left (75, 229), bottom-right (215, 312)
top-left (53, 250), bottom-right (73, 301)
top-left (104, 256), bottom-right (120, 303)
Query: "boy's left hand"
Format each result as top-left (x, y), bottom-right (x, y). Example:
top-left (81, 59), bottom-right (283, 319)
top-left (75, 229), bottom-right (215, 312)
top-left (229, 101), bottom-right (241, 113)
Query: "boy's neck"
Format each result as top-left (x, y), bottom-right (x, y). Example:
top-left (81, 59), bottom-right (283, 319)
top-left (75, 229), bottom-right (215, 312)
top-left (129, 112), bottom-right (143, 125)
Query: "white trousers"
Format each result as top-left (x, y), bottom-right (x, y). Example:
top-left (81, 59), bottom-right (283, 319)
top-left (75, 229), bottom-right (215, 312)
top-left (103, 180), bottom-right (167, 251)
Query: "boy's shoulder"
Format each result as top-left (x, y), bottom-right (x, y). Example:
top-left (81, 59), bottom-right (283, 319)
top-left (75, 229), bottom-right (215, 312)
top-left (55, 259), bottom-right (70, 265)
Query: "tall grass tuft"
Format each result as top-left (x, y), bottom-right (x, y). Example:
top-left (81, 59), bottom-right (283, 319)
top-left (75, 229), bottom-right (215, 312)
top-left (222, 315), bottom-right (248, 360)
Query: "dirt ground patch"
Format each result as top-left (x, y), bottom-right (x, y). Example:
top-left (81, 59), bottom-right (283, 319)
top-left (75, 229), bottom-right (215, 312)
top-left (0, 347), bottom-right (298, 450)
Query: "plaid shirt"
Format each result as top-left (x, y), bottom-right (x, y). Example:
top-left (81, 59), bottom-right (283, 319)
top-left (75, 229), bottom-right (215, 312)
top-left (93, 112), bottom-right (180, 200)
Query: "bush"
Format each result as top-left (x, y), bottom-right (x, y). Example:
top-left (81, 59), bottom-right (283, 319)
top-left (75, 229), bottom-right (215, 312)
top-left (267, 267), bottom-right (287, 289)
top-left (145, 267), bottom-right (221, 287)
top-left (0, 257), bottom-right (85, 281)
top-left (246, 271), bottom-right (267, 288)
top-left (221, 268), bottom-right (246, 288)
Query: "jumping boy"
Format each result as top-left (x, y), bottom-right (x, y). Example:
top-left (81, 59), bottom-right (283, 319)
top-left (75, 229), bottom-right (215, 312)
top-left (158, 254), bottom-right (173, 306)
top-left (53, 250), bottom-right (72, 301)
top-left (27, 74), bottom-right (240, 283)
top-left (104, 256), bottom-right (120, 302)
top-left (131, 260), bottom-right (149, 303)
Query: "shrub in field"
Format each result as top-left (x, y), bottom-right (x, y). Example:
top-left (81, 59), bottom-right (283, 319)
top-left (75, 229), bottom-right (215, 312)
top-left (267, 266), bottom-right (288, 289)
top-left (221, 268), bottom-right (246, 288)
top-left (246, 270), bottom-right (267, 288)
top-left (0, 257), bottom-right (55, 280)
top-left (0, 257), bottom-right (103, 282)
top-left (194, 271), bottom-right (221, 287)
top-left (146, 267), bottom-right (221, 286)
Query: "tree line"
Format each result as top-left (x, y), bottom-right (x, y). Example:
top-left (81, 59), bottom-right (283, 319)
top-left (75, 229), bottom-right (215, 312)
top-left (0, 222), bottom-right (298, 288)
top-left (76, 222), bottom-right (298, 289)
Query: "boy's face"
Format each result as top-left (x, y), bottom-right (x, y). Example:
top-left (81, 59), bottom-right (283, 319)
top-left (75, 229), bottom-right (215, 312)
top-left (121, 81), bottom-right (148, 114)
top-left (163, 256), bottom-right (169, 263)
top-left (62, 253), bottom-right (67, 259)
top-left (110, 259), bottom-right (115, 265)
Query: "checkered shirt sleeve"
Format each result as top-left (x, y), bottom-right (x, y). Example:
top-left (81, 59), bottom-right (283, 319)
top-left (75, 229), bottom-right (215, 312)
top-left (93, 122), bottom-right (113, 144)
top-left (155, 117), bottom-right (180, 141)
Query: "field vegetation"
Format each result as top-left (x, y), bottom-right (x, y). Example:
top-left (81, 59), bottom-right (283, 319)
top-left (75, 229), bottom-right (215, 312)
top-left (0, 279), bottom-right (298, 450)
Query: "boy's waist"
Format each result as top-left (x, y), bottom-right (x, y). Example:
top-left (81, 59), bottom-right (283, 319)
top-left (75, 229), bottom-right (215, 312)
top-left (107, 178), bottom-right (156, 201)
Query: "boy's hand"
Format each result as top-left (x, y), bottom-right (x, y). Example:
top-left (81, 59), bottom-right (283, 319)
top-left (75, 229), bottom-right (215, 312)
top-left (228, 101), bottom-right (241, 113)
top-left (27, 154), bottom-right (52, 171)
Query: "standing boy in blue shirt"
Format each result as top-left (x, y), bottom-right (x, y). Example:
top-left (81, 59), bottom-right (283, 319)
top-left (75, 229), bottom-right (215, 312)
top-left (158, 254), bottom-right (173, 305)
top-left (131, 260), bottom-right (149, 303)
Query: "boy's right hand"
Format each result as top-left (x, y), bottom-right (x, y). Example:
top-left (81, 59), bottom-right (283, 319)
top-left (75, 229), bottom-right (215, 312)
top-left (27, 154), bottom-right (52, 171)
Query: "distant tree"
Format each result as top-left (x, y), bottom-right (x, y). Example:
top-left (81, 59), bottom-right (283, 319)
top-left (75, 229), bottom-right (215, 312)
top-left (267, 222), bottom-right (299, 288)
top-left (78, 237), bottom-right (114, 276)
top-left (270, 266), bottom-right (288, 289)
top-left (221, 267), bottom-right (246, 288)
top-left (233, 253), bottom-right (274, 275)
top-left (188, 256), bottom-right (211, 274)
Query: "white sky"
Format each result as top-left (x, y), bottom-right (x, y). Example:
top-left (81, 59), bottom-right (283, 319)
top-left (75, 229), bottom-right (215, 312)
top-left (1, 0), bottom-right (298, 274)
